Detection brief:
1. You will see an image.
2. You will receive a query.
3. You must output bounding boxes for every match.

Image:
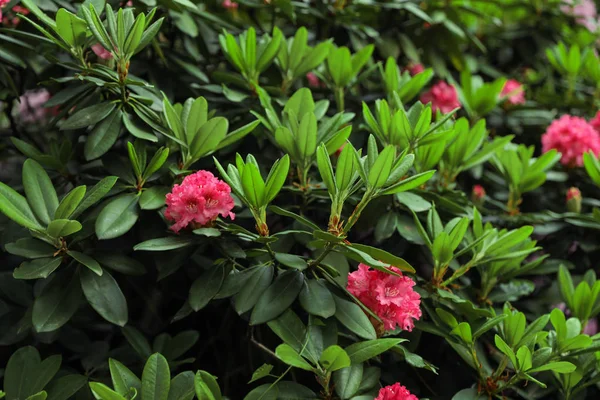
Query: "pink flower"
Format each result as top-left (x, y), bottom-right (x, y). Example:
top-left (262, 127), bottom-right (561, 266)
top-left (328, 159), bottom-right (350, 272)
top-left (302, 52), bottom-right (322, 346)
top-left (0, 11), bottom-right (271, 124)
top-left (222, 0), bottom-right (238, 9)
top-left (541, 115), bottom-right (600, 167)
top-left (306, 72), bottom-right (323, 88)
top-left (501, 79), bottom-right (525, 105)
top-left (375, 383), bottom-right (419, 400)
top-left (562, 0), bottom-right (598, 31)
top-left (164, 171), bottom-right (235, 233)
top-left (589, 110), bottom-right (600, 133)
top-left (91, 43), bottom-right (113, 60)
top-left (19, 89), bottom-right (52, 123)
top-left (404, 62), bottom-right (425, 76)
top-left (0, 0), bottom-right (10, 21)
top-left (347, 263), bottom-right (421, 332)
top-left (419, 81), bottom-right (460, 114)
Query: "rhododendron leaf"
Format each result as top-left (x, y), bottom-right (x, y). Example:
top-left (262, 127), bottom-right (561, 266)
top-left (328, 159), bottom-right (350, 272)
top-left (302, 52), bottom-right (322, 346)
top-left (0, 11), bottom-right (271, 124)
top-left (46, 219), bottom-right (82, 238)
top-left (95, 194), bottom-right (140, 240)
top-left (124, 13), bottom-right (145, 55)
top-left (350, 45), bottom-right (374, 78)
top-left (215, 120), bottom-right (260, 152)
top-left (32, 270), bottom-right (82, 333)
top-left (250, 270), bottom-right (304, 325)
top-left (5, 238), bottom-right (56, 259)
top-left (320, 345), bottom-right (350, 372)
top-left (134, 237), bottom-right (195, 251)
top-left (284, 88), bottom-right (315, 121)
top-left (189, 265), bottom-right (225, 312)
top-left (346, 243), bottom-right (414, 273)
top-left (332, 295), bottom-right (376, 340)
top-left (234, 265), bottom-right (273, 314)
top-left (299, 279), bottom-right (335, 318)
top-left (89, 383), bottom-right (127, 400)
top-left (139, 186), bottom-right (168, 210)
top-left (55, 9), bottom-right (87, 47)
top-left (295, 113), bottom-right (318, 161)
top-left (269, 206), bottom-right (320, 231)
top-left (472, 314), bottom-right (507, 339)
top-left (45, 374), bottom-right (87, 400)
top-left (0, 182), bottom-right (44, 231)
top-left (335, 144), bottom-right (356, 191)
top-left (184, 97), bottom-right (208, 141)
top-left (61, 102), bottom-right (116, 130)
top-left (241, 163), bottom-right (265, 209)
top-left (54, 186), bottom-right (86, 220)
top-left (109, 359), bottom-right (141, 396)
top-left (452, 388), bottom-right (487, 400)
top-left (327, 47), bottom-right (352, 87)
top-left (190, 117), bottom-right (228, 160)
top-left (142, 147), bottom-right (169, 181)
top-left (529, 361), bottom-right (576, 374)
top-left (344, 338), bottom-right (405, 365)
top-left (256, 27), bottom-right (283, 73)
top-left (333, 364), bottom-right (363, 399)
top-left (71, 176), bottom-right (118, 219)
top-left (68, 251), bottom-right (103, 276)
top-left (141, 354), bottom-right (170, 400)
top-left (85, 108), bottom-right (123, 161)
top-left (451, 322), bottom-right (472, 344)
top-left (379, 170), bottom-right (435, 195)
top-left (80, 268), bottom-right (128, 326)
top-left (316, 145), bottom-right (336, 196)
top-left (13, 257), bottom-right (61, 280)
top-left (243, 384), bottom-right (278, 400)
top-left (583, 152), bottom-right (600, 186)
top-left (264, 155), bottom-right (290, 204)
top-left (275, 344), bottom-right (314, 371)
top-left (494, 335), bottom-right (516, 367)
top-left (22, 159), bottom-right (59, 226)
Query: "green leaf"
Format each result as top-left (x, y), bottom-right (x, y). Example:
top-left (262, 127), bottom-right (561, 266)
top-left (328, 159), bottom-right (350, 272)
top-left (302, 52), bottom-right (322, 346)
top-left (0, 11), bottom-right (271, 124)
top-left (22, 159), bottom-right (59, 225)
top-left (275, 253), bottom-right (308, 270)
top-left (47, 219), bottom-right (82, 238)
top-left (190, 117), bottom-right (229, 160)
top-left (345, 338), bottom-right (405, 364)
top-left (134, 236), bottom-right (195, 251)
top-left (299, 279), bottom-right (335, 318)
top-left (275, 344), bottom-right (314, 371)
top-left (141, 354), bottom-right (170, 400)
top-left (139, 186), bottom-right (169, 210)
top-left (250, 271), bottom-right (304, 325)
top-left (68, 251), bottom-right (103, 276)
top-left (269, 205), bottom-right (320, 231)
top-left (84, 108), bottom-right (123, 161)
top-left (32, 271), bottom-right (82, 332)
top-left (379, 170), bottom-right (436, 195)
top-left (5, 238), bottom-right (56, 259)
top-left (167, 372), bottom-right (195, 400)
top-left (55, 186), bottom-right (86, 220)
top-left (122, 326), bottom-right (152, 359)
top-left (333, 364), bottom-right (363, 399)
top-left (55, 9), bottom-right (87, 47)
top-left (320, 345), bottom-right (351, 372)
top-left (89, 383), bottom-right (126, 400)
top-left (95, 194), bottom-right (140, 240)
top-left (71, 176), bottom-right (118, 219)
top-left (451, 322), bottom-right (473, 344)
top-left (234, 265), bottom-right (274, 314)
top-left (194, 371), bottom-right (221, 400)
top-left (296, 113), bottom-right (318, 161)
top-left (494, 335), bottom-right (516, 367)
top-left (45, 375), bottom-right (87, 400)
top-left (528, 362), bottom-right (576, 374)
top-left (61, 102), bottom-right (116, 130)
top-left (143, 148), bottom-right (169, 181)
top-left (346, 243), bottom-right (415, 273)
top-left (109, 359), bottom-right (142, 396)
top-left (80, 268), bottom-right (128, 326)
top-left (368, 145), bottom-right (395, 188)
top-left (264, 155), bottom-right (290, 204)
top-left (214, 120), bottom-right (260, 152)
top-left (189, 265), bottom-right (225, 311)
top-left (0, 182), bottom-right (43, 230)
top-left (333, 295), bottom-right (377, 340)
top-left (248, 364), bottom-right (273, 384)
top-left (13, 257), bottom-right (62, 280)
top-left (124, 13), bottom-right (145, 54)
top-left (241, 163), bottom-right (265, 209)
top-left (4, 347), bottom-right (61, 400)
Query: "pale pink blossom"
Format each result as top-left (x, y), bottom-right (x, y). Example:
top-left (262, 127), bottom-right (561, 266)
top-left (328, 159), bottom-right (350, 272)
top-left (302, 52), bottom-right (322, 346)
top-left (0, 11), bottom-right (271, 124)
top-left (19, 89), bottom-right (53, 123)
top-left (419, 81), bottom-right (460, 114)
top-left (165, 171), bottom-right (235, 233)
top-left (541, 115), bottom-right (600, 167)
top-left (501, 79), bottom-right (525, 105)
top-left (222, 0), bottom-right (238, 9)
top-left (347, 263), bottom-right (421, 332)
top-left (375, 383), bottom-right (419, 400)
top-left (404, 62), bottom-right (425, 76)
top-left (91, 43), bottom-right (113, 60)
top-left (561, 0), bottom-right (598, 31)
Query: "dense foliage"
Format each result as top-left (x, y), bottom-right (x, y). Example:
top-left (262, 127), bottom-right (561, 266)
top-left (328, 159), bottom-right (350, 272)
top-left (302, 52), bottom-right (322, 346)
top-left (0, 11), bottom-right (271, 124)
top-left (1, 0), bottom-right (600, 399)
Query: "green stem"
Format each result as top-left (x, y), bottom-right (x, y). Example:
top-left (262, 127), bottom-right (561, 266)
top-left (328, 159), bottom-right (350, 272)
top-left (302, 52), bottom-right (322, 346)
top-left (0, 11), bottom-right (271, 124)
top-left (343, 190), bottom-right (373, 234)
top-left (335, 87), bottom-right (345, 113)
top-left (308, 242), bottom-right (335, 268)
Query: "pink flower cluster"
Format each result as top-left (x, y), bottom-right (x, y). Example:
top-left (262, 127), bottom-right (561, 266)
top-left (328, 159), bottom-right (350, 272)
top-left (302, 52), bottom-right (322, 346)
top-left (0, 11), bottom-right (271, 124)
top-left (501, 79), bottom-right (525, 105)
top-left (541, 114), bottom-right (600, 167)
top-left (404, 62), bottom-right (425, 76)
top-left (19, 89), bottom-right (58, 124)
top-left (222, 0), bottom-right (238, 9)
top-left (2, 4), bottom-right (28, 27)
top-left (561, 0), bottom-right (598, 32)
top-left (91, 44), bottom-right (113, 60)
top-left (0, 0), bottom-right (10, 21)
top-left (419, 81), bottom-right (460, 114)
top-left (347, 263), bottom-right (421, 331)
top-left (375, 383), bottom-right (419, 400)
top-left (165, 171), bottom-right (235, 233)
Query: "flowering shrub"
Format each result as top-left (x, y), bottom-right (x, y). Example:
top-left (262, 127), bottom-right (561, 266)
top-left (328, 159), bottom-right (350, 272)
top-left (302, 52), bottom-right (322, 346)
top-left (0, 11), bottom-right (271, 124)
top-left (1, 1), bottom-right (600, 399)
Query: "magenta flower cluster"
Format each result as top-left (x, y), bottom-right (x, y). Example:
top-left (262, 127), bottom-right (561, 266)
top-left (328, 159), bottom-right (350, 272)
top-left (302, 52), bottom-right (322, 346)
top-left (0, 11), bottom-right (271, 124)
top-left (419, 81), bottom-right (460, 114)
top-left (375, 383), bottom-right (419, 400)
top-left (542, 114), bottom-right (600, 167)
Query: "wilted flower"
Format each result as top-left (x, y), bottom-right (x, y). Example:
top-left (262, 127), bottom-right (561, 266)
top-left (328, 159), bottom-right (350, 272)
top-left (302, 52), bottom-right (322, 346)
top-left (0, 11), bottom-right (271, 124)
top-left (419, 81), bottom-right (460, 114)
top-left (347, 263), bottom-right (421, 332)
top-left (566, 187), bottom-right (582, 213)
top-left (165, 171), bottom-right (235, 233)
top-left (541, 115), bottom-right (600, 167)
top-left (404, 62), bottom-right (425, 76)
top-left (561, 0), bottom-right (598, 32)
top-left (91, 43), bottom-right (113, 60)
top-left (375, 383), bottom-right (419, 400)
top-left (501, 79), bottom-right (525, 105)
top-left (222, 0), bottom-right (238, 9)
top-left (19, 89), bottom-right (54, 124)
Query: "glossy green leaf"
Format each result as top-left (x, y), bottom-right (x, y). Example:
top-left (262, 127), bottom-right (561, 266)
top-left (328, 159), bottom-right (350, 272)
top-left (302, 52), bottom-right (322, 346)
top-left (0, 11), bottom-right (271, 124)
top-left (80, 268), bottom-right (128, 326)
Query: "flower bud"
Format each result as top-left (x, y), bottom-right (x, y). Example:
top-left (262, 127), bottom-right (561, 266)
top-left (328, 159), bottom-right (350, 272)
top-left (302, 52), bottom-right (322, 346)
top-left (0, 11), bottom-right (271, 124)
top-left (471, 184), bottom-right (486, 207)
top-left (566, 187), bottom-right (581, 213)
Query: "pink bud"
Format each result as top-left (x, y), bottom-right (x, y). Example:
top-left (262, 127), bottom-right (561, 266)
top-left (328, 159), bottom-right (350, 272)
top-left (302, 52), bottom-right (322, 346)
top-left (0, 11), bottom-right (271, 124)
top-left (91, 43), bottom-right (113, 60)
